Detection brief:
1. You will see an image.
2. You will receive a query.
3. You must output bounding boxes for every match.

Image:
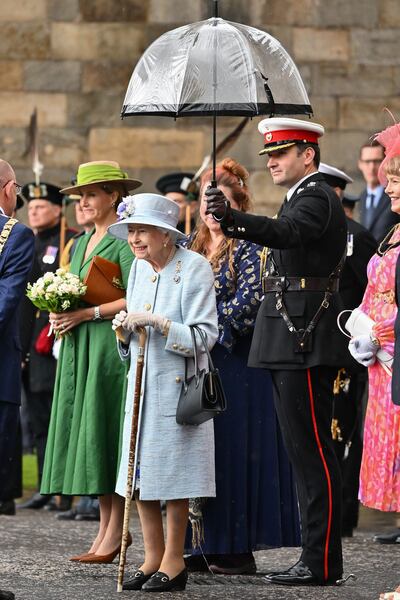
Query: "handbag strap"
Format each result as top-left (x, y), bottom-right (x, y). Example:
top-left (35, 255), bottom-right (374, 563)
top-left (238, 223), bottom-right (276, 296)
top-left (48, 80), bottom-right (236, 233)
top-left (183, 325), bottom-right (214, 386)
top-left (192, 325), bottom-right (215, 371)
top-left (336, 309), bottom-right (353, 339)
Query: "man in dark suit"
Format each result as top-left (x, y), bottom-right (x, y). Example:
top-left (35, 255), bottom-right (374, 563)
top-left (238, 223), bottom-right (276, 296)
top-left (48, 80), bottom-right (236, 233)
top-left (319, 163), bottom-right (377, 537)
top-left (206, 118), bottom-right (349, 586)
top-left (358, 140), bottom-right (400, 242)
top-left (18, 182), bottom-right (75, 510)
top-left (0, 159), bottom-right (34, 600)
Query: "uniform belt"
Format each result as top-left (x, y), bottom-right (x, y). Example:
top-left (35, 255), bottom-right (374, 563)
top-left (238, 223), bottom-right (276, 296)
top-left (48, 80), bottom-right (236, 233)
top-left (263, 276), bottom-right (339, 293)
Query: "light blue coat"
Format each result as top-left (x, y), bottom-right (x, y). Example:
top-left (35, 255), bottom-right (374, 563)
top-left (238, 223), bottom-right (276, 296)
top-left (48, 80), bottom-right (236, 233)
top-left (115, 246), bottom-right (218, 500)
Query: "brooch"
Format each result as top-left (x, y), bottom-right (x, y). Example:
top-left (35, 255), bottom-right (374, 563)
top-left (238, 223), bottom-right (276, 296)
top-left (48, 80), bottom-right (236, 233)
top-left (174, 260), bottom-right (182, 283)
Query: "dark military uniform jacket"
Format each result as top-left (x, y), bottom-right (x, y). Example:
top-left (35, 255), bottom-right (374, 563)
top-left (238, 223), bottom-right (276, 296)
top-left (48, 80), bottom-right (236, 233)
top-left (340, 217), bottom-right (376, 311)
top-left (20, 223), bottom-right (76, 393)
top-left (221, 172), bottom-right (348, 370)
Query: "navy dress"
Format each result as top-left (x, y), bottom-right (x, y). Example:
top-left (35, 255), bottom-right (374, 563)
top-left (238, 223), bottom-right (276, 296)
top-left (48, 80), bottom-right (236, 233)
top-left (188, 240), bottom-right (300, 554)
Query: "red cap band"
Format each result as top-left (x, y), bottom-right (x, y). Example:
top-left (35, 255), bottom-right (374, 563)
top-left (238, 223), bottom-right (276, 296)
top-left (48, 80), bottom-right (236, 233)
top-left (264, 129), bottom-right (320, 145)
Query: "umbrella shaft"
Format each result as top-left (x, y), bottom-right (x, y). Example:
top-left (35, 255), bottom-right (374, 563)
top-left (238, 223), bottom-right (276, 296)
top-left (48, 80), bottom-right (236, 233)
top-left (212, 112), bottom-right (217, 186)
top-left (213, 0), bottom-right (219, 18)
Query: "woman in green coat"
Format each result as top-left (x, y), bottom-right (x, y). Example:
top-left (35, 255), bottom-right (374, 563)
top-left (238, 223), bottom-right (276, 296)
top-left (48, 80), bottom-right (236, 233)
top-left (41, 161), bottom-right (141, 562)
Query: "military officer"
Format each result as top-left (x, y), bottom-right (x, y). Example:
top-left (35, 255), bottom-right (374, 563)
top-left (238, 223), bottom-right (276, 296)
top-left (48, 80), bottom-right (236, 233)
top-left (156, 172), bottom-right (198, 233)
top-left (319, 163), bottom-right (376, 537)
top-left (206, 118), bottom-right (349, 586)
top-left (18, 181), bottom-right (76, 510)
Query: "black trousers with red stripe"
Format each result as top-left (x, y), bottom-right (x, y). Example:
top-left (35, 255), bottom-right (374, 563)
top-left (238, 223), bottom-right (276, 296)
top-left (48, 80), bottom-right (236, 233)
top-left (270, 366), bottom-right (343, 583)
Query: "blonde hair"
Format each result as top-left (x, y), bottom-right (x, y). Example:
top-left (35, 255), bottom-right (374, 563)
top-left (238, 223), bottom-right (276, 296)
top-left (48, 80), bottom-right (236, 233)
top-left (190, 158), bottom-right (252, 278)
top-left (385, 156), bottom-right (400, 177)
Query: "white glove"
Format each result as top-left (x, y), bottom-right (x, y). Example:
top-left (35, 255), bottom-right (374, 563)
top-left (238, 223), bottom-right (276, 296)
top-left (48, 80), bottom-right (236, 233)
top-left (122, 312), bottom-right (169, 335)
top-left (112, 310), bottom-right (130, 343)
top-left (348, 334), bottom-right (379, 367)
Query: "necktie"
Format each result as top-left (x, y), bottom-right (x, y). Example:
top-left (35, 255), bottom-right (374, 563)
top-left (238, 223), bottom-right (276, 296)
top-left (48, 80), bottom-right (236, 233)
top-left (366, 193), bottom-right (375, 210)
top-left (364, 193), bottom-right (375, 229)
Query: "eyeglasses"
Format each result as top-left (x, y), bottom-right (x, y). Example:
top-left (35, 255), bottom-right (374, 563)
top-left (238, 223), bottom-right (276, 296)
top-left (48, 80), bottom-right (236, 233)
top-left (359, 159), bottom-right (382, 165)
top-left (2, 180), bottom-right (22, 194)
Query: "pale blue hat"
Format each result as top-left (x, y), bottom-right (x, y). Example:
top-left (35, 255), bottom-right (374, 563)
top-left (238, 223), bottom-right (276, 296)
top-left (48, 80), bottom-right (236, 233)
top-left (108, 193), bottom-right (187, 241)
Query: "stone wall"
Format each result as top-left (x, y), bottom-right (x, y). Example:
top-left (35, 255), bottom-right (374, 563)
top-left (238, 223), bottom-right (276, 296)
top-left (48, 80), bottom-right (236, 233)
top-left (1, 0), bottom-right (399, 221)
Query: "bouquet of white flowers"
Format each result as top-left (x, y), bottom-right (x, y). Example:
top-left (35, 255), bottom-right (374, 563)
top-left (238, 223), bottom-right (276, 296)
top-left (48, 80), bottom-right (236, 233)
top-left (26, 268), bottom-right (87, 313)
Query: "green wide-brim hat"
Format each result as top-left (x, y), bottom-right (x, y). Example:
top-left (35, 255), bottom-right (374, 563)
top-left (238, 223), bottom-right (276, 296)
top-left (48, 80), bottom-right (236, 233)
top-left (60, 161), bottom-right (142, 195)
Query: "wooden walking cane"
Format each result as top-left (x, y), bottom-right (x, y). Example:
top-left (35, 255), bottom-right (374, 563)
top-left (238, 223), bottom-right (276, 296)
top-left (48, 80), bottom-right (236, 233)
top-left (116, 326), bottom-right (147, 593)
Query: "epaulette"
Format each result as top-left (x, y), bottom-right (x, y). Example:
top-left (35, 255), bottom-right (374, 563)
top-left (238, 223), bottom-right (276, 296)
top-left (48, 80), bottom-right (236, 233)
top-left (296, 180), bottom-right (321, 195)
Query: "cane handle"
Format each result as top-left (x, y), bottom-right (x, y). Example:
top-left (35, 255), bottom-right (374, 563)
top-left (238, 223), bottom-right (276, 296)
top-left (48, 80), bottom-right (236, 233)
top-left (115, 326), bottom-right (126, 342)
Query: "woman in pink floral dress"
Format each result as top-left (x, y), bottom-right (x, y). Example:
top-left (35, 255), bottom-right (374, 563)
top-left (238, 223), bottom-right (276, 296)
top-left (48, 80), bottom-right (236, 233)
top-left (349, 151), bottom-right (400, 513)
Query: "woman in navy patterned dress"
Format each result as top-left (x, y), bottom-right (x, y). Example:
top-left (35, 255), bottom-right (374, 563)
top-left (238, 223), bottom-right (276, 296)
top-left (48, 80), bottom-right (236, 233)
top-left (185, 158), bottom-right (300, 574)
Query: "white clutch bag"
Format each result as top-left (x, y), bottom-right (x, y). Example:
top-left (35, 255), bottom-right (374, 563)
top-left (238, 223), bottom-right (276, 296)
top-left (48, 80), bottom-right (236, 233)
top-left (337, 307), bottom-right (393, 371)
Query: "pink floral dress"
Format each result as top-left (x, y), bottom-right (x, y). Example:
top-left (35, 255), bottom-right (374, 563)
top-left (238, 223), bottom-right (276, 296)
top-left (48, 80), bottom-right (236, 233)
top-left (359, 226), bottom-right (400, 511)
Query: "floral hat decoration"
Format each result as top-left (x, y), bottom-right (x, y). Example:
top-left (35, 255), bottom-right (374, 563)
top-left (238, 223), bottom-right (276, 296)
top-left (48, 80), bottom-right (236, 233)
top-left (374, 110), bottom-right (400, 185)
top-left (108, 193), bottom-right (187, 241)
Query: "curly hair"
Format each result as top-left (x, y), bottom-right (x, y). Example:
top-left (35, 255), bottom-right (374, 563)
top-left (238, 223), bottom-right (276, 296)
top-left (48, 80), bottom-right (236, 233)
top-left (189, 158), bottom-right (252, 278)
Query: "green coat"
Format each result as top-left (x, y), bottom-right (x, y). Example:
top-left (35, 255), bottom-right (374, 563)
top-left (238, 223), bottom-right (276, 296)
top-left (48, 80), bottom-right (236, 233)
top-left (41, 232), bottom-right (134, 495)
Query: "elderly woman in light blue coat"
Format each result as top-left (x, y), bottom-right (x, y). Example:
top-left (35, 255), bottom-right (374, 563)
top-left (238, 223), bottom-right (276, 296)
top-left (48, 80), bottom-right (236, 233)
top-left (109, 194), bottom-right (218, 593)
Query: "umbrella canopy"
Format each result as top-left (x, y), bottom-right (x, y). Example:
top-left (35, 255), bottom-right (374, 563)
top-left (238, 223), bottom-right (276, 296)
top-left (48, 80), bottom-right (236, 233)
top-left (121, 17), bottom-right (312, 118)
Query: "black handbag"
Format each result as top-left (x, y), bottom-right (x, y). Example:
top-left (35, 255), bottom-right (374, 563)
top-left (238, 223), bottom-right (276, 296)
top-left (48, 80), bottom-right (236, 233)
top-left (176, 325), bottom-right (227, 425)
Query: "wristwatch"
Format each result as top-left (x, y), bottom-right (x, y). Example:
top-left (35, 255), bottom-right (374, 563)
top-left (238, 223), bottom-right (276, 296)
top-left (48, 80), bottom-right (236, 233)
top-left (93, 306), bottom-right (103, 321)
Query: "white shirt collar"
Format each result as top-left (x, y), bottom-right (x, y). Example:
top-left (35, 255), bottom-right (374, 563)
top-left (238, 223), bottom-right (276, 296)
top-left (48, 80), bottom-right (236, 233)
top-left (0, 206), bottom-right (5, 216)
top-left (366, 184), bottom-right (384, 198)
top-left (286, 172), bottom-right (318, 201)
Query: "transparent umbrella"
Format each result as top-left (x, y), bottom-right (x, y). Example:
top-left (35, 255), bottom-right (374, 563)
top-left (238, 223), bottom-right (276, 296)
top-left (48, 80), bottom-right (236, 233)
top-left (121, 1), bottom-right (312, 182)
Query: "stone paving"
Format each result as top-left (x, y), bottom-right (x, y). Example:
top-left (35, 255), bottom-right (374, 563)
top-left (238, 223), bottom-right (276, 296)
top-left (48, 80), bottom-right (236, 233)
top-left (0, 506), bottom-right (398, 600)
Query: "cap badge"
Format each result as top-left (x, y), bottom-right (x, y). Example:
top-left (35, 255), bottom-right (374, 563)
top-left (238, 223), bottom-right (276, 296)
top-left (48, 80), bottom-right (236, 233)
top-left (307, 181), bottom-right (317, 187)
top-left (29, 183), bottom-right (48, 199)
top-left (266, 132), bottom-right (273, 142)
top-left (297, 187), bottom-right (304, 194)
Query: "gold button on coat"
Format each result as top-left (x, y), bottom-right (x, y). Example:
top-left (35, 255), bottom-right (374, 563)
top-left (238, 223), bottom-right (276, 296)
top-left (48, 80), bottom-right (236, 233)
top-left (151, 275), bottom-right (157, 282)
top-left (175, 376), bottom-right (182, 383)
top-left (144, 303), bottom-right (151, 311)
top-left (172, 343), bottom-right (178, 349)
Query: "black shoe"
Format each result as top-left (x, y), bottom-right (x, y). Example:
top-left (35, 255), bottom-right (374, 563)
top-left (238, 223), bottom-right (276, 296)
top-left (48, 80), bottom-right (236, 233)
top-left (123, 570), bottom-right (156, 590)
top-left (17, 493), bottom-right (51, 509)
top-left (373, 529), bottom-right (400, 544)
top-left (57, 508), bottom-right (77, 521)
top-left (184, 554), bottom-right (212, 573)
top-left (209, 553), bottom-right (257, 575)
top-left (44, 496), bottom-right (72, 512)
top-left (142, 569), bottom-right (188, 592)
top-left (0, 589), bottom-right (15, 600)
top-left (265, 560), bottom-right (320, 586)
top-left (341, 527), bottom-right (353, 538)
top-left (0, 500), bottom-right (16, 516)
top-left (75, 510), bottom-right (100, 521)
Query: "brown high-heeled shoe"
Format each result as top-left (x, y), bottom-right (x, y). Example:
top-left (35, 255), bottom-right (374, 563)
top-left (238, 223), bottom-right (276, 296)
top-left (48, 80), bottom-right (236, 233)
top-left (79, 532), bottom-right (132, 564)
top-left (69, 552), bottom-right (95, 562)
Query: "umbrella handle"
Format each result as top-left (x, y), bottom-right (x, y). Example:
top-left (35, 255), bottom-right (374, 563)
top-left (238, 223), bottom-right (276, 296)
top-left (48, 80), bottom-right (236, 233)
top-left (117, 327), bottom-right (147, 592)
